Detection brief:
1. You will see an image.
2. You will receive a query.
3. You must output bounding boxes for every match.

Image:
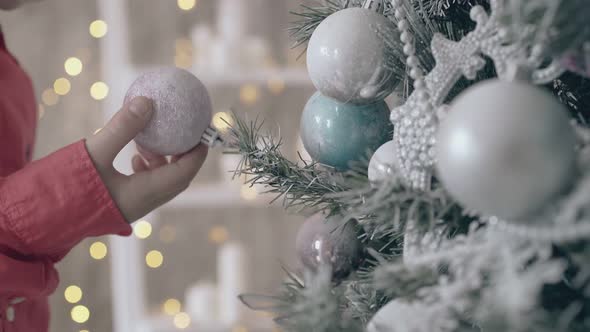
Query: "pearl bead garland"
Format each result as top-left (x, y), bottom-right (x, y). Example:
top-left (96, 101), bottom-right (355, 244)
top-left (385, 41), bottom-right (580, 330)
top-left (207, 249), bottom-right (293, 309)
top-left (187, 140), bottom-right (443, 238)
top-left (389, 0), bottom-right (435, 190)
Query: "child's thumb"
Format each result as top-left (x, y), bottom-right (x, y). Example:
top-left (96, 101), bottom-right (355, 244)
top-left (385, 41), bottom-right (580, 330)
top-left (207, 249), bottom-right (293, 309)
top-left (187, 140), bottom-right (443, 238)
top-left (92, 97), bottom-right (154, 161)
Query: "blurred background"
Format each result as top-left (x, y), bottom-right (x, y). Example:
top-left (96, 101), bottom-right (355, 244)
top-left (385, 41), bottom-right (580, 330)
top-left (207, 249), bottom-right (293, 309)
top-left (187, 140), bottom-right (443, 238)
top-left (0, 0), bottom-right (318, 331)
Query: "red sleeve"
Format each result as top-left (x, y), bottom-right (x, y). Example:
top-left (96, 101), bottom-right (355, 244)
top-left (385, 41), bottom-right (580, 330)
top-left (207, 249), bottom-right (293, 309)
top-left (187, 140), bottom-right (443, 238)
top-left (0, 140), bottom-right (131, 262)
top-left (0, 254), bottom-right (58, 297)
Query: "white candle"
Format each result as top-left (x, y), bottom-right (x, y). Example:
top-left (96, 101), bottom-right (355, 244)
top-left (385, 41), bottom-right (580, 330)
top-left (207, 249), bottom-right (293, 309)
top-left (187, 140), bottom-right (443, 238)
top-left (217, 242), bottom-right (249, 325)
top-left (185, 282), bottom-right (218, 323)
top-left (191, 24), bottom-right (213, 68)
top-left (217, 0), bottom-right (248, 42)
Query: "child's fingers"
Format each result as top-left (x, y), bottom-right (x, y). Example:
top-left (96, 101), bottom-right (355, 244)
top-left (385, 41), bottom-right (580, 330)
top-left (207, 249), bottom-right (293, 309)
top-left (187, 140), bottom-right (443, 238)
top-left (92, 97), bottom-right (153, 161)
top-left (132, 144), bottom-right (208, 199)
top-left (151, 144), bottom-right (208, 192)
top-left (122, 144), bottom-right (208, 221)
top-left (170, 153), bottom-right (186, 163)
top-left (132, 154), bottom-right (149, 173)
top-left (137, 144), bottom-right (168, 169)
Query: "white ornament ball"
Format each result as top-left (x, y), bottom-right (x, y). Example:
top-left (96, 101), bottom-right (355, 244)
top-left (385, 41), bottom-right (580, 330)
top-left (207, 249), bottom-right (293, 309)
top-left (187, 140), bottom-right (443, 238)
top-left (125, 67), bottom-right (213, 155)
top-left (367, 300), bottom-right (454, 332)
top-left (436, 80), bottom-right (576, 222)
top-left (368, 140), bottom-right (399, 183)
top-left (306, 7), bottom-right (400, 104)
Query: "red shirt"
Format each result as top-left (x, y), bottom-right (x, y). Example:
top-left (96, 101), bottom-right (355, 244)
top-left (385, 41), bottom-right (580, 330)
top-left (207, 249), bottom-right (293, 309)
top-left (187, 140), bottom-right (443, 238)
top-left (0, 30), bottom-right (131, 331)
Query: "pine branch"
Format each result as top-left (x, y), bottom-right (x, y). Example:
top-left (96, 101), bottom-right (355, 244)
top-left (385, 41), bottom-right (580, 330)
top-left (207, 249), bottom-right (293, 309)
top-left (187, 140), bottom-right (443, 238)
top-left (226, 112), bottom-right (467, 240)
top-left (332, 174), bottom-right (466, 245)
top-left (553, 73), bottom-right (590, 125)
top-left (289, 0), bottom-right (364, 48)
top-left (343, 281), bottom-right (391, 324)
top-left (373, 261), bottom-right (440, 298)
top-left (240, 266), bottom-right (362, 332)
top-left (417, 0), bottom-right (488, 19)
top-left (227, 113), bottom-right (358, 213)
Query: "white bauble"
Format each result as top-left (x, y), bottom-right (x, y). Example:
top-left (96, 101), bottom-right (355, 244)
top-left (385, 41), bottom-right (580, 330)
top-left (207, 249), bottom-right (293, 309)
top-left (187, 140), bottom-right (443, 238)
top-left (368, 140), bottom-right (399, 183)
top-left (367, 300), bottom-right (456, 332)
top-left (306, 7), bottom-right (400, 104)
top-left (126, 67), bottom-right (213, 155)
top-left (436, 80), bottom-right (576, 222)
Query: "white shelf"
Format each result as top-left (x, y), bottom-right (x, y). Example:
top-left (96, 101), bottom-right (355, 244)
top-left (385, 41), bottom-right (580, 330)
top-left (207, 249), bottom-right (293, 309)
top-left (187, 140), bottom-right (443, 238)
top-left (162, 183), bottom-right (272, 209)
top-left (133, 65), bottom-right (311, 87)
top-left (193, 67), bottom-right (311, 86)
top-left (140, 315), bottom-right (275, 332)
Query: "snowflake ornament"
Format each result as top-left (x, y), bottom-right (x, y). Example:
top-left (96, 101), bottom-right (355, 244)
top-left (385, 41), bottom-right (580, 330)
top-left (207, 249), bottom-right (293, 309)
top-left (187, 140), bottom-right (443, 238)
top-left (390, 0), bottom-right (565, 190)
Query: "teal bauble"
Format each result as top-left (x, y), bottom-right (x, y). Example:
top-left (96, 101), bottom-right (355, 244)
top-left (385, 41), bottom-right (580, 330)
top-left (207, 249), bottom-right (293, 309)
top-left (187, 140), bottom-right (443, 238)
top-left (300, 92), bottom-right (392, 170)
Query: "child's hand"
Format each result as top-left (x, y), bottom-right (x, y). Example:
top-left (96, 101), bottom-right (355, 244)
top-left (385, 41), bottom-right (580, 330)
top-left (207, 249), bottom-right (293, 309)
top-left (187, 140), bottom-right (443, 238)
top-left (85, 97), bottom-right (208, 223)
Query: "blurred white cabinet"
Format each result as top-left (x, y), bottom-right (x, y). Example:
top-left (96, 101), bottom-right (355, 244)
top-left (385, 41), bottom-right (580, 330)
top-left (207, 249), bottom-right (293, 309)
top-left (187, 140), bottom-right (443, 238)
top-left (97, 0), bottom-right (311, 331)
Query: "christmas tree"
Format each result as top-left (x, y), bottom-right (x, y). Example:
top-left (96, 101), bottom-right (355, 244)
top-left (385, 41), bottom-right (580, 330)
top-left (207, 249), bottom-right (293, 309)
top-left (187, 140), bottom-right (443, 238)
top-left (226, 0), bottom-right (590, 331)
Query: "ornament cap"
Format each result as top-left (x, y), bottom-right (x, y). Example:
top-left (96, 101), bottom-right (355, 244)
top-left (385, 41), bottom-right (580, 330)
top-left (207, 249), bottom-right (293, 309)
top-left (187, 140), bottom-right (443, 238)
top-left (200, 126), bottom-right (225, 148)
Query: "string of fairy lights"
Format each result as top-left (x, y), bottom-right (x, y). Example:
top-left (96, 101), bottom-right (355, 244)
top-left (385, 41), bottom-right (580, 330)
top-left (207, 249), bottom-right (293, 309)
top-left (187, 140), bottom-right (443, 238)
top-left (38, 18), bottom-right (109, 119)
top-left (40, 0), bottom-right (289, 331)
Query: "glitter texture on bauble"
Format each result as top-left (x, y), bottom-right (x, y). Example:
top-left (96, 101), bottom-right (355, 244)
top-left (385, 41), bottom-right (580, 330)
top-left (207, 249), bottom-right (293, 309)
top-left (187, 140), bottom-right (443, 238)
top-left (126, 67), bottom-right (213, 155)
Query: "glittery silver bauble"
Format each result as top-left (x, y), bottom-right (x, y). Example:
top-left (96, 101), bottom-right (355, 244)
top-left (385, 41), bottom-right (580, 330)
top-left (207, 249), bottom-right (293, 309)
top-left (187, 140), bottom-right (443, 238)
top-left (300, 92), bottom-right (392, 170)
top-left (306, 7), bottom-right (400, 104)
top-left (125, 67), bottom-right (213, 155)
top-left (368, 140), bottom-right (399, 183)
top-left (295, 213), bottom-right (362, 280)
top-left (436, 80), bottom-right (576, 222)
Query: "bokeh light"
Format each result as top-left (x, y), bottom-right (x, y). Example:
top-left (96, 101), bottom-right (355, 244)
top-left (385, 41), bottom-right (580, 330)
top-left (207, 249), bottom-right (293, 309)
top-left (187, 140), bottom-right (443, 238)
top-left (146, 250), bottom-right (164, 268)
top-left (80, 330), bottom-right (89, 332)
top-left (173, 312), bottom-right (191, 329)
top-left (177, 0), bottom-right (196, 11)
top-left (208, 226), bottom-right (229, 244)
top-left (54, 78), bottom-right (71, 96)
top-left (41, 88), bottom-right (59, 106)
top-left (133, 220), bottom-right (152, 239)
top-left (162, 298), bottom-right (181, 315)
top-left (90, 81), bottom-right (109, 100)
top-left (232, 326), bottom-right (249, 332)
top-left (212, 112), bottom-right (234, 131)
top-left (240, 185), bottom-right (258, 201)
top-left (65, 57), bottom-right (83, 76)
top-left (71, 305), bottom-right (90, 323)
top-left (175, 38), bottom-right (193, 54)
top-left (239, 84), bottom-right (260, 105)
top-left (64, 285), bottom-right (83, 304)
top-left (267, 78), bottom-right (286, 95)
top-left (174, 54), bottom-right (192, 69)
top-left (89, 20), bottom-right (108, 38)
top-left (89, 241), bottom-right (107, 260)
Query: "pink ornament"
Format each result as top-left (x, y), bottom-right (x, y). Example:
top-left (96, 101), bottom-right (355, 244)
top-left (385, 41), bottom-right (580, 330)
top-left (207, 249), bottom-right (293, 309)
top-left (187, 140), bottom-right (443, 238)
top-left (561, 45), bottom-right (590, 78)
top-left (125, 67), bottom-right (213, 155)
